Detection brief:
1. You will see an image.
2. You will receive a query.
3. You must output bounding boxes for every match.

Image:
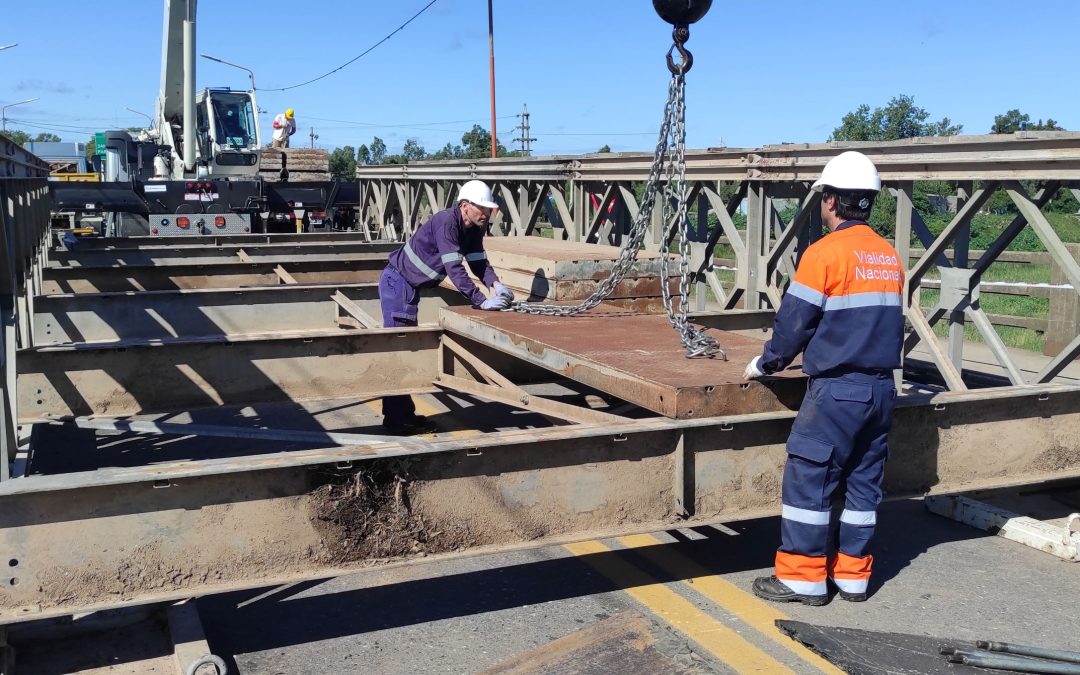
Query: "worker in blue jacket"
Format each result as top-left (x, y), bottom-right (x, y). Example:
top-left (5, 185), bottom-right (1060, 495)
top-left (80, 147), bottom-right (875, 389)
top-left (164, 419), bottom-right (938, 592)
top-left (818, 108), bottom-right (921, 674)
top-left (744, 151), bottom-right (905, 606)
top-left (380, 179), bottom-right (514, 432)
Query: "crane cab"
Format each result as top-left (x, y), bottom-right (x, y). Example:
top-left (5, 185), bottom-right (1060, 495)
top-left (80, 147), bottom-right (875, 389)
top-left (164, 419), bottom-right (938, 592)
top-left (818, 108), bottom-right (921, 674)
top-left (195, 88), bottom-right (260, 177)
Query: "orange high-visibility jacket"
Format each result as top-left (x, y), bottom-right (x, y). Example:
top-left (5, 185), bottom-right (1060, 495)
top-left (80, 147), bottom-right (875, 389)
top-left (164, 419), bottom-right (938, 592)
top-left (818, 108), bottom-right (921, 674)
top-left (761, 220), bottom-right (905, 376)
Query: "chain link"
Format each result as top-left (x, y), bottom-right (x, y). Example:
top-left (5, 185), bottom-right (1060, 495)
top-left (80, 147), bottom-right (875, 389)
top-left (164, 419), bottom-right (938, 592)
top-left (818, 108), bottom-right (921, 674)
top-left (511, 65), bottom-right (725, 360)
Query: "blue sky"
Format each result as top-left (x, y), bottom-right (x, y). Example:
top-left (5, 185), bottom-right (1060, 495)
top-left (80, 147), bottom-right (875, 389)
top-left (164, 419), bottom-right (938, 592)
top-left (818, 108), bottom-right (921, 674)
top-left (2, 1), bottom-right (1077, 155)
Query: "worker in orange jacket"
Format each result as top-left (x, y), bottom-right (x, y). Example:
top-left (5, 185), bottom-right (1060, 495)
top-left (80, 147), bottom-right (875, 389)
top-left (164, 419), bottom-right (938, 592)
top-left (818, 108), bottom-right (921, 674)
top-left (744, 151), bottom-right (904, 606)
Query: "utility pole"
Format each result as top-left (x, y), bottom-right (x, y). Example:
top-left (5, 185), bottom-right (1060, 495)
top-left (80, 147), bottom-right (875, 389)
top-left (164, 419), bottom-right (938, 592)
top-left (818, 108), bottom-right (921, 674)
top-left (487, 0), bottom-right (497, 159)
top-left (308, 127), bottom-right (318, 148)
top-left (514, 104), bottom-right (536, 156)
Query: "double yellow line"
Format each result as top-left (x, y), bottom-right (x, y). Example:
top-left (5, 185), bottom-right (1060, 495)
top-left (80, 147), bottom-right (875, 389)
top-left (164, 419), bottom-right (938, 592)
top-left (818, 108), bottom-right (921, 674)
top-left (566, 535), bottom-right (844, 674)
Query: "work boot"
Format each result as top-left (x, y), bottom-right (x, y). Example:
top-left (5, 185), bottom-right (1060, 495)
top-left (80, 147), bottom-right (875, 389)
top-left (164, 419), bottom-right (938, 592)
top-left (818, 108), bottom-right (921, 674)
top-left (829, 579), bottom-right (867, 602)
top-left (752, 576), bottom-right (829, 606)
top-left (383, 415), bottom-right (437, 435)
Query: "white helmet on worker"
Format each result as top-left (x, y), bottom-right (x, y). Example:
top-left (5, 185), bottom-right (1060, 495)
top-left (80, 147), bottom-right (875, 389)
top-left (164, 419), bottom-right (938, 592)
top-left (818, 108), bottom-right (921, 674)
top-left (457, 180), bottom-right (499, 210)
top-left (811, 151), bottom-right (881, 193)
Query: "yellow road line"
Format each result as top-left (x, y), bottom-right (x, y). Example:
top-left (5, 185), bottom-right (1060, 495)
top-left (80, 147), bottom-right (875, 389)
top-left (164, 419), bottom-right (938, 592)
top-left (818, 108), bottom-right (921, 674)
top-left (564, 540), bottom-right (795, 674)
top-left (618, 533), bottom-right (844, 675)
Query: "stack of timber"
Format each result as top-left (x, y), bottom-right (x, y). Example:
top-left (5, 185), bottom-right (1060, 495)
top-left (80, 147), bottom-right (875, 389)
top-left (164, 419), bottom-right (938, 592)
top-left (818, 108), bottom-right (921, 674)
top-left (258, 148), bottom-right (332, 182)
top-left (441, 236), bottom-right (677, 311)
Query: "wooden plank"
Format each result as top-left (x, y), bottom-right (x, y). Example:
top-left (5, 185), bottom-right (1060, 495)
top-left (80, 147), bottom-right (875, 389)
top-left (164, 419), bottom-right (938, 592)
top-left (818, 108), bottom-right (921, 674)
top-left (983, 313), bottom-right (1048, 332)
top-left (909, 249), bottom-right (1050, 266)
top-left (236, 248), bottom-right (254, 263)
top-left (274, 265), bottom-right (298, 285)
top-left (332, 290), bottom-right (380, 328)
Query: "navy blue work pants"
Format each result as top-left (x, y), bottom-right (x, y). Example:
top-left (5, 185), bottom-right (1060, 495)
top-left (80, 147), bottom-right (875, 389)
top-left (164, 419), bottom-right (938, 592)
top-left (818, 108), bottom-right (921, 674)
top-left (775, 371), bottom-right (896, 596)
top-left (379, 265), bottom-right (421, 423)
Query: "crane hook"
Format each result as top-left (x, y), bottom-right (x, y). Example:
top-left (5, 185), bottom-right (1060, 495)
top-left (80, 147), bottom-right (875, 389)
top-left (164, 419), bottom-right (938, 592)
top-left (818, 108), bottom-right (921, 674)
top-left (666, 25), bottom-right (693, 75)
top-left (653, 1), bottom-right (711, 75)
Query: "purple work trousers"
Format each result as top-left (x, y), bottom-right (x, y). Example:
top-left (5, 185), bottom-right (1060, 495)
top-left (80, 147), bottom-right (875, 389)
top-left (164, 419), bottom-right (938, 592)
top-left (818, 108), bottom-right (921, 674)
top-left (379, 265), bottom-right (421, 422)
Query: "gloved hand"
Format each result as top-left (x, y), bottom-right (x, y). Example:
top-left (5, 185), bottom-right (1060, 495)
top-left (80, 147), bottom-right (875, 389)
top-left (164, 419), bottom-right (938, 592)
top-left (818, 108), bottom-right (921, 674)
top-left (743, 355), bottom-right (765, 380)
top-left (493, 281), bottom-right (515, 301)
top-left (480, 295), bottom-right (511, 311)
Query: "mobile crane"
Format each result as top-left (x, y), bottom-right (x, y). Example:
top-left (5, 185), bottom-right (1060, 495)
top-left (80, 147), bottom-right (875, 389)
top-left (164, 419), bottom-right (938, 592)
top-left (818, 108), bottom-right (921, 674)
top-left (52, 0), bottom-right (353, 237)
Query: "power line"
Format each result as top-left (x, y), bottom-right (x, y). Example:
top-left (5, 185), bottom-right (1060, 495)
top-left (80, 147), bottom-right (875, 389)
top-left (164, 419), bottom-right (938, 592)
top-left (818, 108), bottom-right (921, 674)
top-left (306, 114), bottom-right (516, 130)
top-left (263, 0), bottom-right (441, 92)
top-left (305, 114), bottom-right (517, 135)
top-left (536, 131), bottom-right (656, 137)
top-left (5, 119), bottom-right (107, 135)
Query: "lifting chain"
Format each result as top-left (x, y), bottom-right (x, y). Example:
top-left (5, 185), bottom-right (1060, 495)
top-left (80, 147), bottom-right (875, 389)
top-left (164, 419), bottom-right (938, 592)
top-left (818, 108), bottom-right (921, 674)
top-left (511, 18), bottom-right (725, 360)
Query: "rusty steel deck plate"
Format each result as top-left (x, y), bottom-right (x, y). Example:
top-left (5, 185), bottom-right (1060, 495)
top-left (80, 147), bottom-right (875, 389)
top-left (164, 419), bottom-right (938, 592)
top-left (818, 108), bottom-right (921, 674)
top-left (440, 307), bottom-right (806, 419)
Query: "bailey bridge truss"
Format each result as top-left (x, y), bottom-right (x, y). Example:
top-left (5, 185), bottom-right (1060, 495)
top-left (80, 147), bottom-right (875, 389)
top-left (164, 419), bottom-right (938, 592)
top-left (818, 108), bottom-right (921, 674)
top-left (0, 133), bottom-right (1077, 627)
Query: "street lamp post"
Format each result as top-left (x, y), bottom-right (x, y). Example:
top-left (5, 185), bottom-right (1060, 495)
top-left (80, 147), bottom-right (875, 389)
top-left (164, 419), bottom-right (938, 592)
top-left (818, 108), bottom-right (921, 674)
top-left (200, 53), bottom-right (256, 92)
top-left (2, 97), bottom-right (39, 132)
top-left (124, 107), bottom-right (154, 126)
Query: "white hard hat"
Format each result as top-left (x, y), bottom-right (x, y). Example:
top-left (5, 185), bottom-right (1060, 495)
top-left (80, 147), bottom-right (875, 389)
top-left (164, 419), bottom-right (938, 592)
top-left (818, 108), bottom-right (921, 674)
top-left (811, 151), bottom-right (881, 193)
top-left (457, 180), bottom-right (498, 209)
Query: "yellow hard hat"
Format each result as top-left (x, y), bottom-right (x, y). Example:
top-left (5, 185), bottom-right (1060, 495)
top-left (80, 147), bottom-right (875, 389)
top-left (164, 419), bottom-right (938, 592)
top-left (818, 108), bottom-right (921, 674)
top-left (285, 108), bottom-right (295, 119)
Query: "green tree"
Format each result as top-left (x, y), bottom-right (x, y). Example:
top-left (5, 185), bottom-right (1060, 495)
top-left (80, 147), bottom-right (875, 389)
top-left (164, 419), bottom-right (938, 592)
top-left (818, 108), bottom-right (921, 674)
top-left (597, 144), bottom-right (612, 153)
top-left (430, 142), bottom-right (463, 160)
top-left (831, 94), bottom-right (962, 141)
top-left (0, 129), bottom-right (31, 145)
top-left (991, 109), bottom-right (1064, 134)
top-left (356, 144), bottom-right (371, 165)
top-left (459, 124), bottom-right (508, 159)
top-left (385, 138), bottom-right (428, 165)
top-left (402, 139), bottom-right (426, 162)
top-left (32, 132), bottom-right (61, 142)
top-left (369, 137), bottom-right (387, 164)
top-left (329, 145), bottom-right (357, 180)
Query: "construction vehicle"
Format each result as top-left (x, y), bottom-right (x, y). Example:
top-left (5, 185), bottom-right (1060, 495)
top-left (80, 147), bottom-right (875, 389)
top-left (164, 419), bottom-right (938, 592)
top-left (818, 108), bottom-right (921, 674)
top-left (49, 0), bottom-right (358, 237)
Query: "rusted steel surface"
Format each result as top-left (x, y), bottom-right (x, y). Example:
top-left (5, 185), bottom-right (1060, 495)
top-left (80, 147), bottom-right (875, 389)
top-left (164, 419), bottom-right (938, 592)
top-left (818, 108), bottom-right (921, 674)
top-left (441, 307), bottom-right (805, 418)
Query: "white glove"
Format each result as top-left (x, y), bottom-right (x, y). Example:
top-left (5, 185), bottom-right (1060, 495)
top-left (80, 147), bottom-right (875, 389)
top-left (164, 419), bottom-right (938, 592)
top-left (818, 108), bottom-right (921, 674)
top-left (480, 295), bottom-right (511, 311)
top-left (743, 355), bottom-right (765, 380)
top-left (493, 281), bottom-right (515, 301)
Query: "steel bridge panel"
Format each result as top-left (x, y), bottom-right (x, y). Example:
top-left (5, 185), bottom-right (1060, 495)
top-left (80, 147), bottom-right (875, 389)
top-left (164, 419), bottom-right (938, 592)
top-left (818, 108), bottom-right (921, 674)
top-left (440, 307), bottom-right (806, 418)
top-left (42, 258), bottom-right (387, 293)
top-left (62, 233), bottom-right (387, 250)
top-left (16, 328), bottom-right (441, 420)
top-left (33, 284), bottom-right (463, 343)
top-left (1, 385), bottom-right (1078, 623)
top-left (49, 244), bottom-right (395, 268)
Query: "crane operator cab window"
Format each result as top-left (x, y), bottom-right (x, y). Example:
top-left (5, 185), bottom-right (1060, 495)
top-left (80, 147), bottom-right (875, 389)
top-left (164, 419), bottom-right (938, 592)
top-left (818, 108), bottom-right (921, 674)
top-left (207, 92), bottom-right (258, 160)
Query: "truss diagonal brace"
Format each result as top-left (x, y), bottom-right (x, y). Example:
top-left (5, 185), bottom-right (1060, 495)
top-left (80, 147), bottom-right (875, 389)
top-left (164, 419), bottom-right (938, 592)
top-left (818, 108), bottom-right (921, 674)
top-left (437, 335), bottom-right (627, 426)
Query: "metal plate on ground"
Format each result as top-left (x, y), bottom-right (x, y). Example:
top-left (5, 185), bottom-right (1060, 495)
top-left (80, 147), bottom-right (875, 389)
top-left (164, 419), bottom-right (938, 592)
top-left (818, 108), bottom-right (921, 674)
top-left (440, 307), bottom-right (806, 419)
top-left (478, 611), bottom-right (723, 675)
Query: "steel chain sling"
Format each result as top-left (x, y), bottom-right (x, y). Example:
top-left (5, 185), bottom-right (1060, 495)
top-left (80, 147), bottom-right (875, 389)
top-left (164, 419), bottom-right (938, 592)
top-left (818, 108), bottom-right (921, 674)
top-left (510, 5), bottom-right (724, 360)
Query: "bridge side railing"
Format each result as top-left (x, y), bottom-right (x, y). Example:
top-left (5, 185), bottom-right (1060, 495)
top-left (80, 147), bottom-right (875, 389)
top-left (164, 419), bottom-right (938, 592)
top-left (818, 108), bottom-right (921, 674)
top-left (0, 138), bottom-right (51, 479)
top-left (356, 132), bottom-right (1080, 393)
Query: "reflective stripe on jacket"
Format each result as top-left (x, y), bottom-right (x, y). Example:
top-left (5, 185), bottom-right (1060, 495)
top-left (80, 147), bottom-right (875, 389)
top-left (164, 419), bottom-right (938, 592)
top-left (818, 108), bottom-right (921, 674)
top-left (387, 207), bottom-right (499, 306)
top-left (762, 220), bottom-right (905, 376)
